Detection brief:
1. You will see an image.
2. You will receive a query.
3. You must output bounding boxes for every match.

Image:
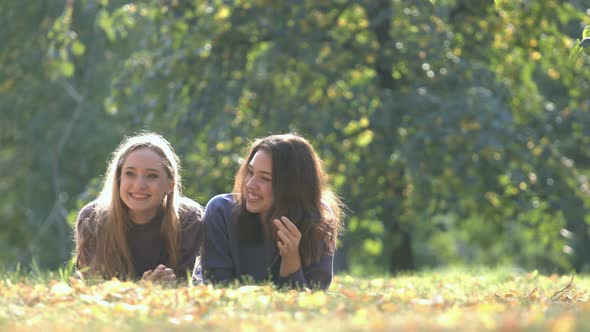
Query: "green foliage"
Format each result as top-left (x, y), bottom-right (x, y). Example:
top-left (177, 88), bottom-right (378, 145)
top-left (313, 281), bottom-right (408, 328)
top-left (57, 256), bottom-right (77, 283)
top-left (570, 25), bottom-right (590, 59)
top-left (2, 1), bottom-right (590, 274)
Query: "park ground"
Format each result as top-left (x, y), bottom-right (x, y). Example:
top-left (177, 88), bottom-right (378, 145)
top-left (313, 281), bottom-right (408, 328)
top-left (0, 267), bottom-right (588, 331)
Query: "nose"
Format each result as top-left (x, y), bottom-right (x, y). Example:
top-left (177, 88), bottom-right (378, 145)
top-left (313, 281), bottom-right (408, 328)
top-left (245, 176), bottom-right (256, 189)
top-left (136, 176), bottom-right (148, 189)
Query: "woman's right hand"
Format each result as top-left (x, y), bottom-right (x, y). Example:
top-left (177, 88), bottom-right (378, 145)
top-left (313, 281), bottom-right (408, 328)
top-left (141, 264), bottom-right (176, 283)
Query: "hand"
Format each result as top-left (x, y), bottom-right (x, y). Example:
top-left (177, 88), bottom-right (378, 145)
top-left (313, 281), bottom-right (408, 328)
top-left (141, 264), bottom-right (176, 284)
top-left (273, 216), bottom-right (302, 277)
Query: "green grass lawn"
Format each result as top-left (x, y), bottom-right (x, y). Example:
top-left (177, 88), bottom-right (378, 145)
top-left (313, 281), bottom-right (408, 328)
top-left (0, 267), bottom-right (588, 331)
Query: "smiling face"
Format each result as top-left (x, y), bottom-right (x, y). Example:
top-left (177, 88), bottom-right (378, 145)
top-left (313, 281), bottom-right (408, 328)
top-left (119, 147), bottom-right (173, 224)
top-left (244, 149), bottom-right (274, 219)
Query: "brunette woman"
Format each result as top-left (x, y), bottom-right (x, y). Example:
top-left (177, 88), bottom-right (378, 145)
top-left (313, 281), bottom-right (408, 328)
top-left (197, 133), bottom-right (343, 290)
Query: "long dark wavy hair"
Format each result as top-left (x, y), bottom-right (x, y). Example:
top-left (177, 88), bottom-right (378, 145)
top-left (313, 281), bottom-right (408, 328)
top-left (232, 133), bottom-right (343, 266)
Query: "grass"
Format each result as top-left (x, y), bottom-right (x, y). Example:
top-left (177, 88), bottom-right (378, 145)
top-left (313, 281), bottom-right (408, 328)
top-left (0, 267), bottom-right (588, 331)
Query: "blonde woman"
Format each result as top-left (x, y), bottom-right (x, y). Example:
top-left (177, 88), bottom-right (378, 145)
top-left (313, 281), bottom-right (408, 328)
top-left (75, 132), bottom-right (203, 281)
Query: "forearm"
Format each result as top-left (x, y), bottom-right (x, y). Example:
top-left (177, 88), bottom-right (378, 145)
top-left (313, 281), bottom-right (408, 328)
top-left (279, 255), bottom-right (333, 290)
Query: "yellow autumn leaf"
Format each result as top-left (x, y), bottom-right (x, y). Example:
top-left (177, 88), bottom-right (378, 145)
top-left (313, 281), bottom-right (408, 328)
top-left (50, 282), bottom-right (73, 297)
top-left (215, 6), bottom-right (230, 20)
top-left (298, 291), bottom-right (327, 308)
top-left (551, 313), bottom-right (575, 332)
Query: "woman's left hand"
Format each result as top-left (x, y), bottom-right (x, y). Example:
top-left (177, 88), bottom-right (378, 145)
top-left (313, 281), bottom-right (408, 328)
top-left (141, 264), bottom-right (176, 284)
top-left (273, 216), bottom-right (302, 277)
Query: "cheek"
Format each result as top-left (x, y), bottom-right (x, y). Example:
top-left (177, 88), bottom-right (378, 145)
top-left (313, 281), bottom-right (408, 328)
top-left (158, 180), bottom-right (172, 194)
top-left (118, 181), bottom-right (129, 202)
top-left (244, 174), bottom-right (252, 188)
top-left (263, 183), bottom-right (274, 197)
top-left (119, 178), bottom-right (127, 191)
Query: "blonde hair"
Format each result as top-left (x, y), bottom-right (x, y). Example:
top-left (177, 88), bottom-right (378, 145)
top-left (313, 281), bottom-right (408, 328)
top-left (77, 132), bottom-right (183, 279)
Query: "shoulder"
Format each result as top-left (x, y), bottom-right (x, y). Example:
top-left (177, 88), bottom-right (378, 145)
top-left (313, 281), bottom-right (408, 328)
top-left (205, 193), bottom-right (237, 212)
top-left (178, 196), bottom-right (205, 225)
top-left (179, 197), bottom-right (204, 219)
top-left (75, 201), bottom-right (100, 235)
top-left (202, 194), bottom-right (237, 227)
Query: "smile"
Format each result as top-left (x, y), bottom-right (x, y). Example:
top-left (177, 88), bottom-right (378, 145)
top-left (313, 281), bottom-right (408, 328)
top-left (247, 192), bottom-right (262, 201)
top-left (129, 193), bottom-right (150, 199)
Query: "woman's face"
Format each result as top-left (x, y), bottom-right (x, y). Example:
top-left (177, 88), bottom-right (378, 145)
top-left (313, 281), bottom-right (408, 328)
top-left (119, 147), bottom-right (173, 224)
top-left (244, 149), bottom-right (274, 219)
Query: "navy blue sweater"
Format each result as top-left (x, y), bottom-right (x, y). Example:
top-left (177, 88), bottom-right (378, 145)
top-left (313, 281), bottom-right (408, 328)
top-left (195, 194), bottom-right (333, 290)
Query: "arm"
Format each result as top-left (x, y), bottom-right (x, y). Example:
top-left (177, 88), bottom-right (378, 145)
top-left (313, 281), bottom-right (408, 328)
top-left (273, 216), bottom-right (334, 290)
top-left (176, 200), bottom-right (204, 280)
top-left (279, 254), bottom-right (333, 290)
top-left (200, 195), bottom-right (237, 284)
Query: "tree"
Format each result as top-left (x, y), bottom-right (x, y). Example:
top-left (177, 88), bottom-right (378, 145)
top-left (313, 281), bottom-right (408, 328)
top-left (0, 0), bottom-right (128, 267)
top-left (86, 0), bottom-right (590, 272)
top-left (3, 0), bottom-right (589, 272)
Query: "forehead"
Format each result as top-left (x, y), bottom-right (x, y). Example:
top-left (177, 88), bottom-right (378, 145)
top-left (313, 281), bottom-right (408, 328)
top-left (123, 147), bottom-right (166, 170)
top-left (250, 150), bottom-right (272, 171)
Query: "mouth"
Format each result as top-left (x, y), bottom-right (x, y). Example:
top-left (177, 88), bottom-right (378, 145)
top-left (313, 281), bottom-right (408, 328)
top-left (129, 193), bottom-right (150, 200)
top-left (247, 192), bottom-right (262, 201)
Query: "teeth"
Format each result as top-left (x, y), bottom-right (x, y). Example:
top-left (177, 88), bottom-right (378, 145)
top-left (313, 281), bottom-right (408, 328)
top-left (130, 193), bottom-right (149, 198)
top-left (248, 192), bottom-right (260, 200)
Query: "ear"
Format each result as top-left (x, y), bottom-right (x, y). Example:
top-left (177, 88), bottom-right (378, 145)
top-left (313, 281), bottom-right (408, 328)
top-left (168, 181), bottom-right (175, 194)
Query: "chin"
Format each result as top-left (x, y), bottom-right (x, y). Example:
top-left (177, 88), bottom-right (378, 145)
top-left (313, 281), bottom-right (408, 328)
top-left (245, 205), bottom-right (257, 214)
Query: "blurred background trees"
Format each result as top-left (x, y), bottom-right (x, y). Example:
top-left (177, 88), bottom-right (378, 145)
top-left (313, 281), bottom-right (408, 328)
top-left (1, 0), bottom-right (590, 274)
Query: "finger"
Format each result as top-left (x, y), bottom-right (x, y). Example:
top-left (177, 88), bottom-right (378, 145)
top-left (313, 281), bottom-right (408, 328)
top-left (280, 216), bottom-right (301, 239)
top-left (274, 219), bottom-right (299, 246)
top-left (277, 230), bottom-right (293, 249)
top-left (142, 270), bottom-right (153, 280)
top-left (277, 241), bottom-right (287, 256)
top-left (273, 218), bottom-right (289, 235)
top-left (160, 273), bottom-right (176, 282)
top-left (274, 217), bottom-right (298, 240)
top-left (147, 271), bottom-right (158, 280)
top-left (148, 266), bottom-right (165, 280)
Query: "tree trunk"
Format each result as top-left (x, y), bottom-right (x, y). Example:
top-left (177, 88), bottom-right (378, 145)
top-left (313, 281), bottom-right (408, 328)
top-left (365, 1), bottom-right (416, 273)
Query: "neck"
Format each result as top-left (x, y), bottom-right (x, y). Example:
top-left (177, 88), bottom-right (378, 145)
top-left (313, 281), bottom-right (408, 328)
top-left (259, 213), bottom-right (274, 240)
top-left (129, 210), bottom-right (157, 225)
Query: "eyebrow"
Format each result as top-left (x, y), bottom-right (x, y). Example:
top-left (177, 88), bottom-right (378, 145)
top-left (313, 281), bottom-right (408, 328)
top-left (247, 164), bottom-right (271, 176)
top-left (123, 166), bottom-right (161, 173)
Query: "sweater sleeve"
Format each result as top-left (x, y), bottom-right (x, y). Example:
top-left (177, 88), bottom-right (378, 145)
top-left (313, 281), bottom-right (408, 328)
top-left (278, 254), bottom-right (334, 290)
top-left (200, 195), bottom-right (237, 284)
top-left (74, 202), bottom-right (98, 278)
top-left (176, 198), bottom-right (204, 280)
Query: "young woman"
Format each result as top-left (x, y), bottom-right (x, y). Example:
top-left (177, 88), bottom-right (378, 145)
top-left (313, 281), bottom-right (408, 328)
top-left (75, 132), bottom-right (203, 282)
top-left (197, 133), bottom-right (343, 290)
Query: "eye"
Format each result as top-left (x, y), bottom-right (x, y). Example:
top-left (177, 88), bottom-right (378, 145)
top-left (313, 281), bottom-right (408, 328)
top-left (125, 171), bottom-right (136, 177)
top-left (147, 173), bottom-right (159, 179)
top-left (262, 177), bottom-right (271, 182)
